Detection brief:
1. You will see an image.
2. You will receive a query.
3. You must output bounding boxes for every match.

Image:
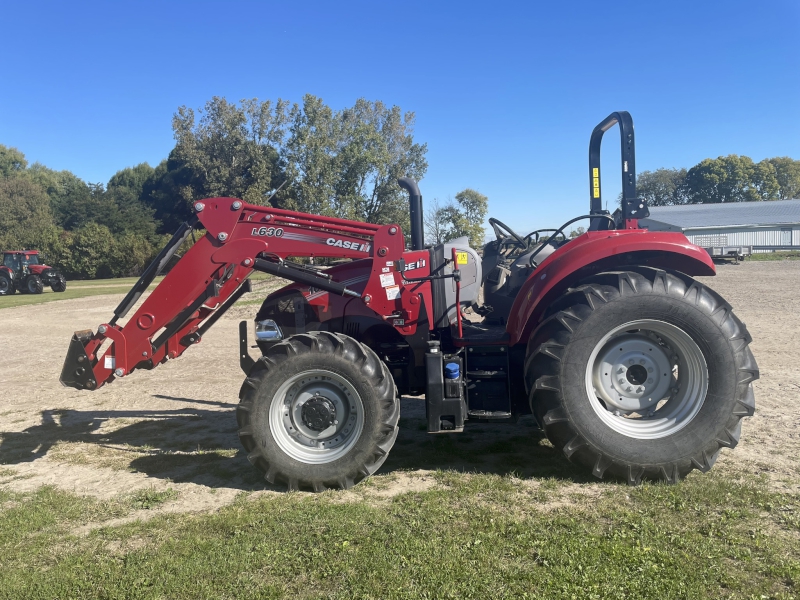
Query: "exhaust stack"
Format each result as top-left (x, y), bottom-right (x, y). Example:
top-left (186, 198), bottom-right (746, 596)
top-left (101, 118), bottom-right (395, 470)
top-left (398, 177), bottom-right (424, 251)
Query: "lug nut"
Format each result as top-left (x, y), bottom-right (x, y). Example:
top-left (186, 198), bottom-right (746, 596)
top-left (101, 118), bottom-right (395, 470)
top-left (231, 201), bottom-right (242, 210)
top-left (195, 202), bottom-right (205, 212)
top-left (218, 232), bottom-right (228, 242)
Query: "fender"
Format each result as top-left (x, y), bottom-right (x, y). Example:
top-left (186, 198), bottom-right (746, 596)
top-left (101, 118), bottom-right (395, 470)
top-left (506, 229), bottom-right (716, 346)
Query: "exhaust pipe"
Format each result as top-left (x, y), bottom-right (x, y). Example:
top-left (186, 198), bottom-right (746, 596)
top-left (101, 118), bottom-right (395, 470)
top-left (398, 177), bottom-right (424, 251)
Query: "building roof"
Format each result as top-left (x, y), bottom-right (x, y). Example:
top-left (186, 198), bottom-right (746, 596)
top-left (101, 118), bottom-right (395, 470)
top-left (641, 199), bottom-right (800, 230)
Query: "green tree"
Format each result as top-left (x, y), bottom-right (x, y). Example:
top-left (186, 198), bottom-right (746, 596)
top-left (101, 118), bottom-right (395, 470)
top-left (424, 198), bottom-right (452, 245)
top-left (423, 190), bottom-right (489, 248)
top-left (0, 177), bottom-right (57, 250)
top-left (0, 145), bottom-right (27, 178)
top-left (61, 222), bottom-right (116, 279)
top-left (283, 95), bottom-right (428, 233)
top-left (686, 155), bottom-right (780, 203)
top-left (635, 168), bottom-right (688, 206)
top-left (767, 157), bottom-right (800, 200)
top-left (170, 97), bottom-right (287, 202)
top-left (569, 226), bottom-right (586, 238)
top-left (451, 189), bottom-right (488, 247)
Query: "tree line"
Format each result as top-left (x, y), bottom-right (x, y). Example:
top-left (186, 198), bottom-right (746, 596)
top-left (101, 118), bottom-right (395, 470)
top-left (635, 155), bottom-right (800, 207)
top-left (0, 95), bottom-right (488, 279)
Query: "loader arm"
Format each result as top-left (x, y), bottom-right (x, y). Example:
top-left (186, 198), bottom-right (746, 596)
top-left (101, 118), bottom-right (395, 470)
top-left (61, 197), bottom-right (433, 391)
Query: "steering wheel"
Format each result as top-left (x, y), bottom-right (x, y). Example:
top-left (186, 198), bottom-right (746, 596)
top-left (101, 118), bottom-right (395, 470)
top-left (488, 217), bottom-right (527, 249)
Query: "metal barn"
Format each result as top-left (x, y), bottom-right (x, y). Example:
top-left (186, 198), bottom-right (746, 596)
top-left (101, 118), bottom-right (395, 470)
top-left (640, 199), bottom-right (800, 252)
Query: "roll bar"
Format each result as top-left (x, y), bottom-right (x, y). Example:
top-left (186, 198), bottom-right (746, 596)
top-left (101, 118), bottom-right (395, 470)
top-left (588, 111), bottom-right (649, 230)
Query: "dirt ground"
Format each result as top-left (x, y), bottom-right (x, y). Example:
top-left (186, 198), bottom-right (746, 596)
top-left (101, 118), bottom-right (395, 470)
top-left (1, 261), bottom-right (798, 520)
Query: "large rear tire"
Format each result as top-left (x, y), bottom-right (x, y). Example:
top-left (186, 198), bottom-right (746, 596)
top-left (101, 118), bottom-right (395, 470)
top-left (237, 331), bottom-right (399, 491)
top-left (0, 273), bottom-right (13, 296)
top-left (525, 268), bottom-right (758, 484)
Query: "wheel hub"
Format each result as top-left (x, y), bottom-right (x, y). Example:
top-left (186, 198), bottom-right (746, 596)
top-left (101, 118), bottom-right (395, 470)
top-left (585, 319), bottom-right (709, 439)
top-left (301, 396), bottom-right (337, 432)
top-left (593, 333), bottom-right (674, 413)
top-left (270, 369), bottom-right (364, 464)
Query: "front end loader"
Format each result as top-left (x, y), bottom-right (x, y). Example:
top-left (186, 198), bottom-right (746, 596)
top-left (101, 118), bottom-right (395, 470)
top-left (61, 112), bottom-right (758, 490)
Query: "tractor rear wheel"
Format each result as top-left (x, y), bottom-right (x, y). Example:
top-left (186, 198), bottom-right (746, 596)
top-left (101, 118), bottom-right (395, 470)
top-left (26, 275), bottom-right (44, 294)
top-left (0, 273), bottom-right (13, 296)
top-left (237, 331), bottom-right (399, 491)
top-left (525, 268), bottom-right (758, 484)
top-left (50, 273), bottom-right (67, 292)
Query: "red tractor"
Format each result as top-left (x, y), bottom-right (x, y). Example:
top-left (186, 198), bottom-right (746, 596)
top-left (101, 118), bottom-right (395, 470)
top-left (61, 112), bottom-right (757, 490)
top-left (1, 250), bottom-right (67, 295)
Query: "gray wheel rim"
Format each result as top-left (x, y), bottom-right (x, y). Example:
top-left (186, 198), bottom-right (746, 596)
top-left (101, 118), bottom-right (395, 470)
top-left (0, 278), bottom-right (8, 293)
top-left (585, 319), bottom-right (708, 439)
top-left (269, 369), bottom-right (365, 464)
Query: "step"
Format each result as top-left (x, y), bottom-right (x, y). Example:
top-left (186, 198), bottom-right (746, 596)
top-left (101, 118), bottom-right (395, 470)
top-left (468, 410), bottom-right (512, 420)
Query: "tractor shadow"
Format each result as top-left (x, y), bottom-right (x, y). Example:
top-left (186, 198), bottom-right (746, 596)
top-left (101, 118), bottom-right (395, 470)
top-left (0, 397), bottom-right (269, 490)
top-left (383, 398), bottom-right (593, 483)
top-left (0, 396), bottom-right (591, 490)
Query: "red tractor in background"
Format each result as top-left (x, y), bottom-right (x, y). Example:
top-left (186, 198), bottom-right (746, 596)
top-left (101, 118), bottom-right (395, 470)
top-left (61, 112), bottom-right (758, 490)
top-left (0, 250), bottom-right (67, 295)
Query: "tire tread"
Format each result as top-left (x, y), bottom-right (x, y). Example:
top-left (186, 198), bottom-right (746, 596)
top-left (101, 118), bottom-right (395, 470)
top-left (526, 267), bottom-right (758, 485)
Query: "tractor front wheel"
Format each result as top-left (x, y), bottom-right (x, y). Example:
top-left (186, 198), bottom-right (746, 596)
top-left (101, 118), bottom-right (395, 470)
top-left (237, 331), bottom-right (399, 491)
top-left (26, 275), bottom-right (44, 294)
top-left (50, 273), bottom-right (67, 292)
top-left (525, 268), bottom-right (758, 484)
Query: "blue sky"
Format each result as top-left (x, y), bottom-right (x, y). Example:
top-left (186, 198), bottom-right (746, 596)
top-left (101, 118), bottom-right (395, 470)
top-left (2, 0), bottom-right (798, 235)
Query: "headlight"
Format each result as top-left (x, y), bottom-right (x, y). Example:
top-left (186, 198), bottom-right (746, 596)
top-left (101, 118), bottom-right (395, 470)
top-left (255, 319), bottom-right (283, 341)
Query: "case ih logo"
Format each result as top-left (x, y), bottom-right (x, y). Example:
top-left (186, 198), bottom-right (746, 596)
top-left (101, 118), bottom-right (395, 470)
top-left (404, 259), bottom-right (426, 271)
top-left (326, 238), bottom-right (371, 253)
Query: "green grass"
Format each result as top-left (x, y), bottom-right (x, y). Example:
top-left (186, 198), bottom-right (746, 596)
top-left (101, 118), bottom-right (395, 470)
top-left (748, 251), bottom-right (800, 261)
top-left (0, 472), bottom-right (797, 599)
top-left (0, 276), bottom-right (163, 309)
top-left (0, 272), bottom-right (279, 309)
top-left (128, 487), bottom-right (178, 510)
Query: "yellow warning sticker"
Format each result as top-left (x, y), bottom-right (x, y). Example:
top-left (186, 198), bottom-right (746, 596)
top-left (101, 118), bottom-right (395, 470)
top-left (456, 251), bottom-right (468, 265)
top-left (592, 168), bottom-right (599, 177)
top-left (593, 188), bottom-right (600, 198)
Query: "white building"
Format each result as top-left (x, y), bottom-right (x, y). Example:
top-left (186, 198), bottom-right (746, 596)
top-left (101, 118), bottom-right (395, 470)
top-left (640, 199), bottom-right (800, 251)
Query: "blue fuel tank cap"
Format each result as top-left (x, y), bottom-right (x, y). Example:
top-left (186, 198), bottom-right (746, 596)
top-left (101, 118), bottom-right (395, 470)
top-left (444, 362), bottom-right (460, 379)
